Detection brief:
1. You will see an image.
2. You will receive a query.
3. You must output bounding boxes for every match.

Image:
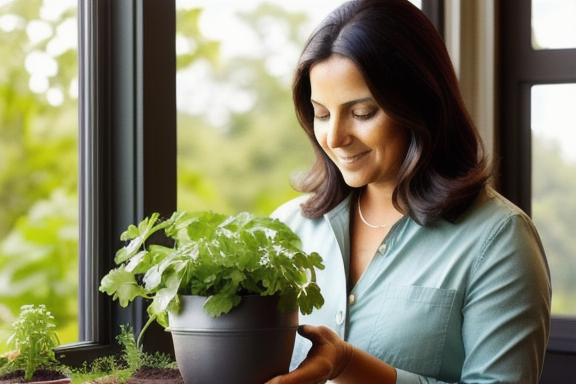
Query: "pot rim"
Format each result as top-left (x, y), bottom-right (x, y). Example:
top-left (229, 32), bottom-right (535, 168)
top-left (167, 294), bottom-right (299, 331)
top-left (167, 325), bottom-right (298, 333)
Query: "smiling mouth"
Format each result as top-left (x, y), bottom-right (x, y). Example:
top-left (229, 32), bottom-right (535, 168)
top-left (338, 151), bottom-right (370, 164)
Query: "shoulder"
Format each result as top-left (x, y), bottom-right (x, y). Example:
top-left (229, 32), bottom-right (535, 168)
top-left (271, 194), bottom-right (343, 244)
top-left (270, 194), bottom-right (310, 222)
top-left (460, 187), bottom-right (535, 231)
top-left (462, 188), bottom-right (547, 272)
top-left (462, 188), bottom-right (544, 253)
top-left (271, 194), bottom-right (352, 227)
top-left (427, 187), bottom-right (546, 270)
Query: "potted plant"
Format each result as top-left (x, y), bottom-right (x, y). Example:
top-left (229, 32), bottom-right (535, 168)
top-left (99, 210), bottom-right (325, 384)
top-left (0, 304), bottom-right (70, 384)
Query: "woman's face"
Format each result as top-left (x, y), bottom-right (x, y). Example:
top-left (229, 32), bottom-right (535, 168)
top-left (309, 54), bottom-right (408, 189)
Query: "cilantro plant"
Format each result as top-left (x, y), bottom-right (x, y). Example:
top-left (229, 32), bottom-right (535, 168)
top-left (100, 211), bottom-right (325, 345)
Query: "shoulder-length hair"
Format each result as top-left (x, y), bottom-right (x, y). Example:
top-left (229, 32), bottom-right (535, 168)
top-left (292, 0), bottom-right (491, 225)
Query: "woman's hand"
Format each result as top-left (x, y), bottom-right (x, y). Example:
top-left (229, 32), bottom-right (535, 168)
top-left (265, 324), bottom-right (354, 384)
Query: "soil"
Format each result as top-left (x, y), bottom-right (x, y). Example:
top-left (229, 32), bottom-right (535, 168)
top-left (0, 369), bottom-right (70, 383)
top-left (0, 367), bottom-right (184, 384)
top-left (85, 367), bottom-right (184, 384)
top-left (125, 367), bottom-right (184, 384)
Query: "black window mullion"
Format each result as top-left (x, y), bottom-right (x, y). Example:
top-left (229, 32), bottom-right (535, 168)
top-left (129, 0), bottom-right (177, 355)
top-left (421, 0), bottom-right (445, 39)
top-left (108, 0), bottom-right (177, 356)
top-left (58, 0), bottom-right (176, 365)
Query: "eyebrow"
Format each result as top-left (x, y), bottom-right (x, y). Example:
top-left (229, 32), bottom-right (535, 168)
top-left (310, 97), bottom-right (375, 108)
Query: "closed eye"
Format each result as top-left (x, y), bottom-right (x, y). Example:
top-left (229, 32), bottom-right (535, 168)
top-left (353, 110), bottom-right (377, 120)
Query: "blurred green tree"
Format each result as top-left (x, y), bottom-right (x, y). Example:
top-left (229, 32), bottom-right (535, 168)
top-left (532, 134), bottom-right (576, 314)
top-left (176, 3), bottom-right (314, 215)
top-left (0, 0), bottom-right (78, 350)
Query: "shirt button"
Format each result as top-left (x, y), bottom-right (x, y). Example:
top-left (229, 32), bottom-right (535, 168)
top-left (378, 242), bottom-right (387, 254)
top-left (335, 310), bottom-right (344, 325)
top-left (349, 294), bottom-right (356, 305)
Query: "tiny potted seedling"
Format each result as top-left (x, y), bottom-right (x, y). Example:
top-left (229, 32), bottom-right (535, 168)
top-left (0, 304), bottom-right (70, 384)
top-left (100, 210), bottom-right (325, 384)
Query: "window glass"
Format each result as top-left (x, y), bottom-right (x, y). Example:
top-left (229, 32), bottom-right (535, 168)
top-left (532, 0), bottom-right (576, 50)
top-left (176, 0), bottom-right (344, 215)
top-left (175, 0), bottom-right (422, 215)
top-left (0, 0), bottom-right (78, 351)
top-left (531, 83), bottom-right (576, 315)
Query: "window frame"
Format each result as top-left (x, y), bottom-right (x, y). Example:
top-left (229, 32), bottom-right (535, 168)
top-left (57, 0), bottom-right (176, 364)
top-left (498, 0), bottom-right (576, 357)
top-left (422, 0), bottom-right (444, 39)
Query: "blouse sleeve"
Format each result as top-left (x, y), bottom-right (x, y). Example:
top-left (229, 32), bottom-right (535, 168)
top-left (396, 212), bottom-right (552, 384)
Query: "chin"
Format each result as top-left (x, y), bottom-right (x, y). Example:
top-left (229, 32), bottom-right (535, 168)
top-left (342, 176), bottom-right (368, 189)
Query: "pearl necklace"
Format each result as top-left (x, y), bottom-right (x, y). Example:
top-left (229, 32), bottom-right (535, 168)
top-left (357, 193), bottom-right (389, 229)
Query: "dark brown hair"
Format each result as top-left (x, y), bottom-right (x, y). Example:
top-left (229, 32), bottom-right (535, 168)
top-left (292, 0), bottom-right (490, 225)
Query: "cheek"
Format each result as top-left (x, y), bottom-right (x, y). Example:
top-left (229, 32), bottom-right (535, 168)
top-left (372, 124), bottom-right (408, 162)
top-left (313, 125), bottom-right (328, 149)
top-left (388, 130), bottom-right (409, 165)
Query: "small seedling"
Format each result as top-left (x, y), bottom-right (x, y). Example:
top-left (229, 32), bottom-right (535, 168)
top-left (116, 325), bottom-right (175, 372)
top-left (0, 304), bottom-right (63, 381)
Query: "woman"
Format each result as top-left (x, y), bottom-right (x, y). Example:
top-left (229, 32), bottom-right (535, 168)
top-left (268, 0), bottom-right (551, 383)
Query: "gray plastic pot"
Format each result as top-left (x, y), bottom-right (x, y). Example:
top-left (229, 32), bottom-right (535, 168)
top-left (167, 295), bottom-right (298, 384)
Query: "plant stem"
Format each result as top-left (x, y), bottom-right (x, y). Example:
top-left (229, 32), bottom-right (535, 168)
top-left (136, 315), bottom-right (157, 349)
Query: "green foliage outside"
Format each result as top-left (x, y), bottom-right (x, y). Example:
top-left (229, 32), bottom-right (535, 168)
top-left (0, 0), bottom-right (79, 353)
top-left (0, 0), bottom-right (575, 359)
top-left (175, 3), bottom-right (314, 215)
top-left (531, 134), bottom-right (576, 315)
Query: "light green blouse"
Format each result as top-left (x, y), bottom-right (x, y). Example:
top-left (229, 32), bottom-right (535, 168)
top-left (272, 188), bottom-right (551, 384)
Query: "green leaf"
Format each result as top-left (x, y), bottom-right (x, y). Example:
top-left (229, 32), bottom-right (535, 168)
top-left (149, 272), bottom-right (183, 315)
top-left (115, 213), bottom-right (171, 264)
top-left (143, 265), bottom-right (162, 291)
top-left (99, 266), bottom-right (148, 307)
top-left (228, 269), bottom-right (246, 285)
top-left (278, 289), bottom-right (298, 313)
top-left (124, 250), bottom-right (148, 273)
top-left (298, 283), bottom-right (324, 315)
top-left (203, 293), bottom-right (242, 317)
top-left (122, 223), bottom-right (142, 241)
top-left (185, 211), bottom-right (227, 241)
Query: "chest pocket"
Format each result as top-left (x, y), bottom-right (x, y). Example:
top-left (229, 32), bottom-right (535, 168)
top-left (366, 285), bottom-right (457, 377)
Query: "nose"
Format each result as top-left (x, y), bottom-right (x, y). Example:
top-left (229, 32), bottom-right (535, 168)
top-left (326, 115), bottom-right (352, 148)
